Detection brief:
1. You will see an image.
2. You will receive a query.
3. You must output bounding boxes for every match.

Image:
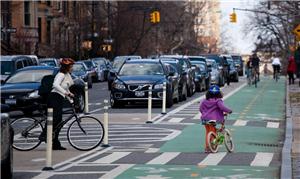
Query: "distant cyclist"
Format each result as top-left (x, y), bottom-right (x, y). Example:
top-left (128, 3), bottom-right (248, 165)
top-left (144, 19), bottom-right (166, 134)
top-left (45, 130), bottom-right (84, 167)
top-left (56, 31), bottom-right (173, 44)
top-left (271, 54), bottom-right (281, 79)
top-left (250, 53), bottom-right (260, 81)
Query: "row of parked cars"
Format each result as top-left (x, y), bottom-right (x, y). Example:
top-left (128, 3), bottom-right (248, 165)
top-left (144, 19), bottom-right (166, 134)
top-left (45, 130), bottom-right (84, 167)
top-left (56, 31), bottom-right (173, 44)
top-left (0, 55), bottom-right (113, 116)
top-left (107, 54), bottom-right (244, 108)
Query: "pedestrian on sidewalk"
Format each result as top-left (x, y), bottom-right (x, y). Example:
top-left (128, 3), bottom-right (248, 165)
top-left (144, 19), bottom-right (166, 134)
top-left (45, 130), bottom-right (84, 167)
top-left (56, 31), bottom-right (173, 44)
top-left (199, 85), bottom-right (232, 153)
top-left (287, 55), bottom-right (297, 85)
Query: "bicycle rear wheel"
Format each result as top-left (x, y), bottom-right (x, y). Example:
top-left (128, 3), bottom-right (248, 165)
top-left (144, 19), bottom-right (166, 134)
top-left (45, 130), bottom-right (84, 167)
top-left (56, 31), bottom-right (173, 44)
top-left (207, 131), bottom-right (219, 153)
top-left (10, 117), bottom-right (43, 151)
top-left (67, 116), bottom-right (104, 151)
top-left (224, 129), bottom-right (234, 152)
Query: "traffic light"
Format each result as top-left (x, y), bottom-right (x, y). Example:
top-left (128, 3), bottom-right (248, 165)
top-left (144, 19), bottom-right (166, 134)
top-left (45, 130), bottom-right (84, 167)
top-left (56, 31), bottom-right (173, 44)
top-left (230, 12), bottom-right (237, 23)
top-left (150, 11), bottom-right (160, 24)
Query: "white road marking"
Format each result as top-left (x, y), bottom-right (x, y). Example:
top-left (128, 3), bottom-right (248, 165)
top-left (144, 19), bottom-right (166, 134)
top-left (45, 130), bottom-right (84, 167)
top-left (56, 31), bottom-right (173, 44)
top-left (193, 112), bottom-right (201, 119)
top-left (266, 122), bottom-right (279, 128)
top-left (100, 164), bottom-right (134, 179)
top-left (88, 103), bottom-right (102, 106)
top-left (233, 120), bottom-right (248, 126)
top-left (250, 152), bottom-right (274, 166)
top-left (145, 148), bottom-right (160, 153)
top-left (31, 158), bottom-right (45, 162)
top-left (168, 117), bottom-right (185, 123)
top-left (198, 152), bottom-right (227, 166)
top-left (147, 152), bottom-right (180, 164)
top-left (93, 152), bottom-right (131, 164)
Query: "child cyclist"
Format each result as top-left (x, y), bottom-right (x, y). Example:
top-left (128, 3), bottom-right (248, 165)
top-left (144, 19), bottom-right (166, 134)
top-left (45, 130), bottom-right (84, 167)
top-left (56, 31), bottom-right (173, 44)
top-left (200, 85), bottom-right (232, 153)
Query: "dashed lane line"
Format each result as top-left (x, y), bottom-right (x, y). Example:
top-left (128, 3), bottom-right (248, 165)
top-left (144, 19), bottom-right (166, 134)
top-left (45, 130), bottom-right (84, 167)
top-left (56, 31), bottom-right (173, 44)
top-left (198, 152), bottom-right (227, 166)
top-left (93, 152), bottom-right (131, 164)
top-left (250, 152), bottom-right (274, 166)
top-left (147, 152), bottom-right (180, 165)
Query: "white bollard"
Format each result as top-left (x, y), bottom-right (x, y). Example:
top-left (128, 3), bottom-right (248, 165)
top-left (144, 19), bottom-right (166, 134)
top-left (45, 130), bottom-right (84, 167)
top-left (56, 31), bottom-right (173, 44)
top-left (84, 82), bottom-right (89, 114)
top-left (146, 86), bottom-right (152, 123)
top-left (162, 82), bottom-right (167, 114)
top-left (102, 100), bottom-right (110, 147)
top-left (42, 108), bottom-right (54, 171)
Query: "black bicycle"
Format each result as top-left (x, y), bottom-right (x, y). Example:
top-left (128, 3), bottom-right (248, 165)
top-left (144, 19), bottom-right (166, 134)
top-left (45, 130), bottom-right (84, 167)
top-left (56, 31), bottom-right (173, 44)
top-left (10, 100), bottom-right (104, 151)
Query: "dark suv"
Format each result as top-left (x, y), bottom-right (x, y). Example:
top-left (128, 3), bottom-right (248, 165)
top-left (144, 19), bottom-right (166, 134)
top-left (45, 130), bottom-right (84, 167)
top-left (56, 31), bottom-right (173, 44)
top-left (231, 55), bottom-right (244, 76)
top-left (160, 55), bottom-right (195, 97)
top-left (110, 59), bottom-right (179, 108)
top-left (200, 54), bottom-right (229, 86)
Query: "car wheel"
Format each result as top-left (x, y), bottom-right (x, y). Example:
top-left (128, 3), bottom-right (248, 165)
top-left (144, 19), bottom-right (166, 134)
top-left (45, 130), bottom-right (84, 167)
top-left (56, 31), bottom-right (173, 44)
top-left (110, 93), bottom-right (123, 108)
top-left (166, 92), bottom-right (173, 108)
top-left (74, 92), bottom-right (85, 113)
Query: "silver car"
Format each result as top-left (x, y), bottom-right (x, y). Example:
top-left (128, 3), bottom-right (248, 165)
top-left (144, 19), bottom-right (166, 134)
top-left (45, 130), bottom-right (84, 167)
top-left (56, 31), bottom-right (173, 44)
top-left (206, 59), bottom-right (221, 85)
top-left (92, 57), bottom-right (111, 81)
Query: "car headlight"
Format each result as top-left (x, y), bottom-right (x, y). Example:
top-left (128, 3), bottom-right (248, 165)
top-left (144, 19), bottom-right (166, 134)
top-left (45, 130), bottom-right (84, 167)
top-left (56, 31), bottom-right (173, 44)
top-left (113, 83), bottom-right (126, 90)
top-left (28, 90), bottom-right (40, 98)
top-left (154, 83), bottom-right (164, 89)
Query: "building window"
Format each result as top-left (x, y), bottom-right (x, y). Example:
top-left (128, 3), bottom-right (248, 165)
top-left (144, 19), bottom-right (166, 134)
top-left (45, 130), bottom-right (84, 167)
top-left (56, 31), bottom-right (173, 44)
top-left (46, 1), bottom-right (51, 6)
top-left (47, 20), bottom-right (51, 44)
top-left (24, 1), bottom-right (30, 26)
top-left (38, 17), bottom-right (42, 42)
top-left (63, 1), bottom-right (67, 16)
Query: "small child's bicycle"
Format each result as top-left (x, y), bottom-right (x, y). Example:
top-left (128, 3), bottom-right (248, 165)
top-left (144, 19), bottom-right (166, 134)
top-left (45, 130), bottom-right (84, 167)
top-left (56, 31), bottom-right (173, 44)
top-left (206, 116), bottom-right (234, 153)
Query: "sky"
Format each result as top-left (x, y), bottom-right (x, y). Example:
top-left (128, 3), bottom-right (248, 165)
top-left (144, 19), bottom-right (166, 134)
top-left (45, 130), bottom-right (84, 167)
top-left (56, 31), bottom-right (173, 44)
top-left (219, 0), bottom-right (260, 54)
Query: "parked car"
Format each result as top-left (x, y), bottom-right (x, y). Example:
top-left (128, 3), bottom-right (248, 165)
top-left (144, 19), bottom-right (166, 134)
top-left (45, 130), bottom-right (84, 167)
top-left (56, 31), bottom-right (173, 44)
top-left (110, 59), bottom-right (179, 108)
top-left (190, 61), bottom-right (211, 90)
top-left (200, 54), bottom-right (229, 86)
top-left (39, 58), bottom-right (60, 67)
top-left (227, 57), bottom-right (239, 82)
top-left (108, 55), bottom-right (142, 90)
top-left (82, 60), bottom-right (98, 82)
top-left (1, 55), bottom-right (36, 83)
top-left (231, 55), bottom-right (244, 76)
top-left (1, 66), bottom-right (86, 115)
top-left (72, 62), bottom-right (93, 88)
top-left (161, 59), bottom-right (188, 101)
top-left (1, 104), bottom-right (13, 179)
top-left (206, 59), bottom-right (222, 85)
top-left (26, 55), bottom-right (39, 65)
top-left (188, 56), bottom-right (207, 64)
top-left (160, 55), bottom-right (195, 97)
top-left (91, 57), bottom-right (111, 81)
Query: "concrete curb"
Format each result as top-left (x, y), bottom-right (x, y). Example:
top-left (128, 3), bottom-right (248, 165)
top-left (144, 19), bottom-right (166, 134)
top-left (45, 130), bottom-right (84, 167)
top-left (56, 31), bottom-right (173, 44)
top-left (281, 80), bottom-right (292, 179)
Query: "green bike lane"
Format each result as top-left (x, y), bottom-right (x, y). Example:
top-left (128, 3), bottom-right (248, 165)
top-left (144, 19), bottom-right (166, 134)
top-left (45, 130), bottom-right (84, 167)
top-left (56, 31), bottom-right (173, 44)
top-left (116, 77), bottom-right (285, 179)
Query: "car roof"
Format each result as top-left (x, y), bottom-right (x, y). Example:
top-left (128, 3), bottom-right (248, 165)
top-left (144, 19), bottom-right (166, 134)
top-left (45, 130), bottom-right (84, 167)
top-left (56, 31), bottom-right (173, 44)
top-left (17, 65), bottom-right (58, 72)
top-left (160, 55), bottom-right (188, 59)
top-left (187, 56), bottom-right (206, 59)
top-left (0, 55), bottom-right (31, 61)
top-left (126, 58), bottom-right (161, 63)
top-left (191, 61), bottom-right (206, 64)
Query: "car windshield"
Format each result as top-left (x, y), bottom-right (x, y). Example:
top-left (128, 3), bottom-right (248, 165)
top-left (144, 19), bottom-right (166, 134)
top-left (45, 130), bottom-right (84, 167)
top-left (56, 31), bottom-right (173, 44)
top-left (191, 62), bottom-right (205, 71)
top-left (93, 59), bottom-right (106, 66)
top-left (119, 63), bottom-right (164, 76)
top-left (1, 61), bottom-right (13, 75)
top-left (202, 55), bottom-right (220, 64)
top-left (73, 64), bottom-right (85, 72)
top-left (6, 70), bottom-right (53, 83)
top-left (84, 61), bottom-right (94, 68)
top-left (40, 61), bottom-right (56, 67)
top-left (189, 57), bottom-right (206, 62)
top-left (112, 59), bottom-right (125, 70)
top-left (207, 60), bottom-right (217, 68)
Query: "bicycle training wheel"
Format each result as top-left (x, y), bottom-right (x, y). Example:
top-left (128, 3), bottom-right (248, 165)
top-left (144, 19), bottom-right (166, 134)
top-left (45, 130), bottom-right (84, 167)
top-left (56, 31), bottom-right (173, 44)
top-left (67, 116), bottom-right (104, 151)
top-left (207, 131), bottom-right (219, 153)
top-left (224, 129), bottom-right (234, 152)
top-left (10, 117), bottom-right (43, 151)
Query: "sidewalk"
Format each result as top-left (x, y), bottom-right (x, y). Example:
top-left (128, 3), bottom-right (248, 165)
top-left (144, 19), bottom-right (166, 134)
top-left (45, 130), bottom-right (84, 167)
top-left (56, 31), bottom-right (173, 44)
top-left (288, 82), bottom-right (300, 179)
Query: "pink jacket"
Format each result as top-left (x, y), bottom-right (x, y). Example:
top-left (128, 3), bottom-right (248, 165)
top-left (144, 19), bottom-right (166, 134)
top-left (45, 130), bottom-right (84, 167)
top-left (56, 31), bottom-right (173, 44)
top-left (200, 98), bottom-right (232, 123)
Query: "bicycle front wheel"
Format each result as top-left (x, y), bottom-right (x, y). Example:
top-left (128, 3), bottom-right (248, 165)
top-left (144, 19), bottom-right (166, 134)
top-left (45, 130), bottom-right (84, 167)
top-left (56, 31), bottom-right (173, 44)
top-left (224, 129), bottom-right (234, 152)
top-left (207, 131), bottom-right (219, 153)
top-left (67, 116), bottom-right (104, 151)
top-left (10, 117), bottom-right (43, 151)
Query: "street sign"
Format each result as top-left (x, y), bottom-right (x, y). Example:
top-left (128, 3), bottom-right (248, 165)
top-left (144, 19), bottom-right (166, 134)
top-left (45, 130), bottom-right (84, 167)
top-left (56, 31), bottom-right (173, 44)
top-left (1, 28), bottom-right (17, 33)
top-left (293, 24), bottom-right (300, 37)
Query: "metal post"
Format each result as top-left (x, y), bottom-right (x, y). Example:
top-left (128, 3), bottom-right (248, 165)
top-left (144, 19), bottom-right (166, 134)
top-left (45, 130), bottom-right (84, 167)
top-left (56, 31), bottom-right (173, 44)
top-left (146, 86), bottom-right (152, 123)
top-left (42, 108), bottom-right (54, 171)
top-left (102, 100), bottom-right (110, 147)
top-left (162, 82), bottom-right (167, 114)
top-left (84, 82), bottom-right (89, 114)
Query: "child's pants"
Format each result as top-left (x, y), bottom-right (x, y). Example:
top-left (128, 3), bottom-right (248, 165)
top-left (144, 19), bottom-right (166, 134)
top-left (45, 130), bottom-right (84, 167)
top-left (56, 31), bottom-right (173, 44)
top-left (205, 124), bottom-right (217, 149)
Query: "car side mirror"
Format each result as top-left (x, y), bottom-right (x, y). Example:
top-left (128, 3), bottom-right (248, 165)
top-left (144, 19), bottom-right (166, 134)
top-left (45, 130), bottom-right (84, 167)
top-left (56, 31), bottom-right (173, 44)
top-left (1, 80), bottom-right (5, 85)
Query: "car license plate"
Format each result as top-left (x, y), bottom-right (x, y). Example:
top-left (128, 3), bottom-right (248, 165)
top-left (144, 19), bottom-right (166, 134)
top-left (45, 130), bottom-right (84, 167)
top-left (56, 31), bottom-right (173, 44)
top-left (5, 99), bottom-right (16, 105)
top-left (135, 91), bottom-right (145, 97)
